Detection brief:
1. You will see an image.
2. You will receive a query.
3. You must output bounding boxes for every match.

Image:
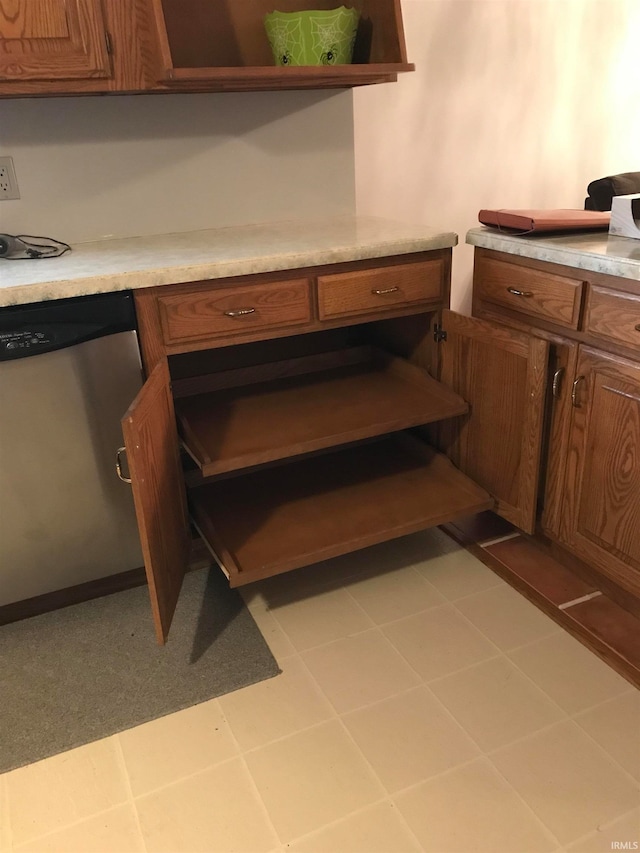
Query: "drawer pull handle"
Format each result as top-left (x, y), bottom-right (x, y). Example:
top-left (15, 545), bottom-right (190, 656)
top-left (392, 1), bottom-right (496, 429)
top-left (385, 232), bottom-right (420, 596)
top-left (571, 375), bottom-right (586, 408)
top-left (507, 287), bottom-right (534, 297)
top-left (371, 287), bottom-right (399, 295)
top-left (635, 324), bottom-right (640, 332)
top-left (552, 366), bottom-right (565, 399)
top-left (115, 447), bottom-right (131, 484)
top-left (224, 307), bottom-right (256, 317)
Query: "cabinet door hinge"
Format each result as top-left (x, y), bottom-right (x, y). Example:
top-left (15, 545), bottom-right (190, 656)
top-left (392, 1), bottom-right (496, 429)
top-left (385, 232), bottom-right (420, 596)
top-left (433, 324), bottom-right (447, 342)
top-left (104, 32), bottom-right (113, 55)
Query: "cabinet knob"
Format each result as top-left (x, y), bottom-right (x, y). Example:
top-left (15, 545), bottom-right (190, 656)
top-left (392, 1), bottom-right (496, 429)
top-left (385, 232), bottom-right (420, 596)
top-left (224, 307), bottom-right (256, 317)
top-left (571, 375), bottom-right (586, 408)
top-left (507, 287), bottom-right (534, 297)
top-left (371, 286), bottom-right (399, 295)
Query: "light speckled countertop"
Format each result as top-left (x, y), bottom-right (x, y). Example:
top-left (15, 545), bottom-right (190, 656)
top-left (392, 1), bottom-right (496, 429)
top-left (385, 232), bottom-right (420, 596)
top-left (0, 216), bottom-right (457, 308)
top-left (467, 226), bottom-right (640, 282)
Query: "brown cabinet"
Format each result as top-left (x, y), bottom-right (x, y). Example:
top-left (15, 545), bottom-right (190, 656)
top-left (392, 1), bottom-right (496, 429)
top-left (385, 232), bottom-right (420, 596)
top-left (472, 247), bottom-right (640, 610)
top-left (123, 252), bottom-right (499, 643)
top-left (0, 0), bottom-right (158, 95)
top-left (0, 0), bottom-right (413, 96)
top-left (149, 0), bottom-right (413, 91)
top-left (0, 0), bottom-right (111, 82)
top-left (120, 243), bottom-right (640, 644)
top-left (437, 309), bottom-right (549, 534)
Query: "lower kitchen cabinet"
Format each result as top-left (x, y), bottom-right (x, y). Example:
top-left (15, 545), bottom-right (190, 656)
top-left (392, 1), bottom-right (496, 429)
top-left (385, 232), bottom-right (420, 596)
top-left (472, 247), bottom-right (640, 615)
top-left (121, 244), bottom-right (640, 644)
top-left (122, 251), bottom-right (546, 644)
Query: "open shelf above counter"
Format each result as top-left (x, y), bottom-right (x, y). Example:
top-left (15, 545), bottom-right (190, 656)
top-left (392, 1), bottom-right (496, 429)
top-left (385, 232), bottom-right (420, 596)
top-left (151, 0), bottom-right (414, 92)
top-left (160, 63), bottom-right (414, 91)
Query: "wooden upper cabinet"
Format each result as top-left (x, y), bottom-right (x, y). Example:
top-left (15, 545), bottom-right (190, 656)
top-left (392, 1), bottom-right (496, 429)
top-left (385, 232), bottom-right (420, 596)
top-left (438, 309), bottom-right (549, 534)
top-left (0, 0), bottom-right (111, 80)
top-left (148, 0), bottom-right (414, 91)
top-left (561, 346), bottom-right (640, 599)
top-left (0, 0), bottom-right (412, 94)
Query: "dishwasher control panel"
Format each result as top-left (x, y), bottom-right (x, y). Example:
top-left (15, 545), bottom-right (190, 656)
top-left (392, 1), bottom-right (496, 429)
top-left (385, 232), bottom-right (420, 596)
top-left (0, 329), bottom-right (54, 355)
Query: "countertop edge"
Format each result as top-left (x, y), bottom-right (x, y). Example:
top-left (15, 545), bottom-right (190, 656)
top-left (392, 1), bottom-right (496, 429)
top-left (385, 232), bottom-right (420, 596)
top-left (0, 220), bottom-right (458, 308)
top-left (466, 226), bottom-right (640, 282)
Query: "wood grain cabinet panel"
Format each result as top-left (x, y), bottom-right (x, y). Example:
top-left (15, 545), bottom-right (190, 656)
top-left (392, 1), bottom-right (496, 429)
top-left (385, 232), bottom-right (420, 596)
top-left (0, 0), bottom-right (111, 80)
top-left (585, 285), bottom-right (640, 349)
top-left (318, 260), bottom-right (442, 321)
top-left (562, 347), bottom-right (640, 599)
top-left (438, 309), bottom-right (549, 534)
top-left (157, 278), bottom-right (312, 346)
top-left (475, 256), bottom-right (583, 329)
top-left (121, 358), bottom-right (191, 645)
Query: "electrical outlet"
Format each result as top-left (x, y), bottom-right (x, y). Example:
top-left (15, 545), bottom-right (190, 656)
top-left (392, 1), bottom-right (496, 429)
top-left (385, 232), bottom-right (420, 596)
top-left (0, 156), bottom-right (20, 201)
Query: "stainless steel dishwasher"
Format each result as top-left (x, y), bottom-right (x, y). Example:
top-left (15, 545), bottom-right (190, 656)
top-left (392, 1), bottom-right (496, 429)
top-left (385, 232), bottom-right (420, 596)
top-left (0, 291), bottom-right (144, 607)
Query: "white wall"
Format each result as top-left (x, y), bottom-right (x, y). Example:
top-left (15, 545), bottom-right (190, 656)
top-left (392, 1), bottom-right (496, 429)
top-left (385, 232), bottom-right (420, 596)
top-left (354, 0), bottom-right (640, 312)
top-left (0, 90), bottom-right (356, 243)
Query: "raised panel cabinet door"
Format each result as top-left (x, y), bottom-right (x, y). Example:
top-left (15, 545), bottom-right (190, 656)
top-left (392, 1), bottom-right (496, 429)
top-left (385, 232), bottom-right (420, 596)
top-left (563, 347), bottom-right (640, 598)
top-left (438, 309), bottom-right (549, 533)
top-left (121, 358), bottom-right (191, 644)
top-left (0, 0), bottom-right (111, 80)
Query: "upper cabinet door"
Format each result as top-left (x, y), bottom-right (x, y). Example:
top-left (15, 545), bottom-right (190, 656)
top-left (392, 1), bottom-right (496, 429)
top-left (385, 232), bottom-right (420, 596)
top-left (0, 0), bottom-right (111, 81)
top-left (439, 309), bottom-right (549, 534)
top-left (121, 357), bottom-right (191, 645)
top-left (562, 346), bottom-right (640, 599)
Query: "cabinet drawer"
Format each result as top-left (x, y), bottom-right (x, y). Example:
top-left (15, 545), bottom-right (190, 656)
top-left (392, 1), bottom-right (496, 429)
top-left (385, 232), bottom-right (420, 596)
top-left (317, 260), bottom-right (442, 321)
top-left (585, 285), bottom-right (640, 349)
top-left (475, 257), bottom-right (583, 329)
top-left (158, 279), bottom-right (312, 345)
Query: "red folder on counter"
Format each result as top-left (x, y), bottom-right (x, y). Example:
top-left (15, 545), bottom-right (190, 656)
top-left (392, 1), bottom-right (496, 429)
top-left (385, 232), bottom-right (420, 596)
top-left (478, 208), bottom-right (610, 234)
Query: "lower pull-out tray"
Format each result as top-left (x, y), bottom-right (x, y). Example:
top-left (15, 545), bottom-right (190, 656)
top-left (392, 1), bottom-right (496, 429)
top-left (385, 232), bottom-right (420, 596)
top-left (189, 433), bottom-right (493, 586)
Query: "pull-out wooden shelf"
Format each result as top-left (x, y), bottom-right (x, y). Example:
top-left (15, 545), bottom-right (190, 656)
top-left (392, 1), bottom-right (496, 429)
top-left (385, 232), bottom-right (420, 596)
top-left (189, 433), bottom-right (493, 586)
top-left (174, 347), bottom-right (469, 476)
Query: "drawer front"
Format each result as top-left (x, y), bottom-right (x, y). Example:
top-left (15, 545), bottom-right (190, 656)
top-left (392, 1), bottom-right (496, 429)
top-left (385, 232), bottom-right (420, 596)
top-left (585, 285), bottom-right (640, 348)
top-left (158, 279), bottom-right (312, 345)
top-left (475, 257), bottom-right (583, 329)
top-left (317, 260), bottom-right (442, 321)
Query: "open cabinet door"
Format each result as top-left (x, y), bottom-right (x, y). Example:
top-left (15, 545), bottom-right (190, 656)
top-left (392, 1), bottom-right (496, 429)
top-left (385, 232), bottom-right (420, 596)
top-left (438, 309), bottom-right (549, 533)
top-left (121, 358), bottom-right (191, 644)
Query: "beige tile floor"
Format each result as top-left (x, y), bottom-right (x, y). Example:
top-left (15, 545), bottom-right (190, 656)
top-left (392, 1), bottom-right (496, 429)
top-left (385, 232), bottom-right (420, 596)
top-left (1, 528), bottom-right (638, 853)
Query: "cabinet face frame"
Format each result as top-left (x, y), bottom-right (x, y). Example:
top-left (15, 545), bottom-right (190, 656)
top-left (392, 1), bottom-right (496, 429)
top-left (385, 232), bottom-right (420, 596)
top-left (539, 338), bottom-right (580, 540)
